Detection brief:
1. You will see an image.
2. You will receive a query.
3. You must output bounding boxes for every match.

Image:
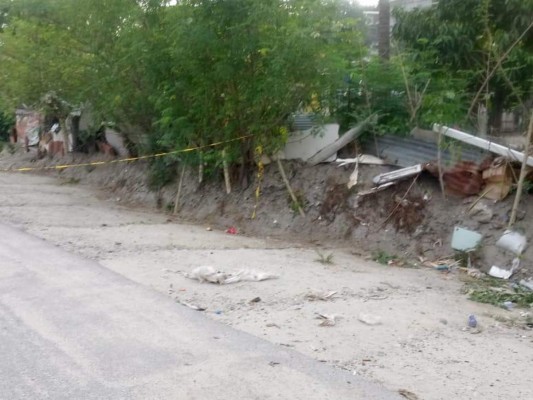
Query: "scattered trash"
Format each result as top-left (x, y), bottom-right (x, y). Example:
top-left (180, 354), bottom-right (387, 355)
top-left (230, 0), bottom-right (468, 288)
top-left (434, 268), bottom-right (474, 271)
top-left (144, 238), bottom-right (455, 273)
top-left (180, 301), bottom-right (206, 311)
top-left (225, 226), bottom-right (238, 235)
top-left (468, 315), bottom-right (477, 328)
top-left (398, 389), bottom-right (419, 400)
top-left (184, 266), bottom-right (229, 284)
top-left (482, 162), bottom-right (512, 201)
top-left (223, 270), bottom-right (279, 284)
top-left (440, 161), bottom-right (483, 196)
top-left (451, 227), bottom-right (482, 252)
top-left (358, 313), bottom-right (382, 326)
top-left (519, 279), bottom-right (533, 291)
top-left (316, 313), bottom-right (339, 327)
top-left (424, 258), bottom-right (457, 271)
top-left (206, 226), bottom-right (213, 231)
top-left (372, 164), bottom-right (423, 186)
top-left (502, 301), bottom-right (515, 311)
top-left (249, 297), bottom-right (261, 304)
top-left (496, 230), bottom-right (527, 255)
top-left (214, 310), bottom-right (223, 315)
top-left (304, 290), bottom-right (337, 302)
top-left (184, 266), bottom-right (278, 285)
top-left (489, 258), bottom-right (520, 280)
top-left (307, 115), bottom-right (376, 165)
top-left (347, 159), bottom-right (359, 189)
top-left (335, 155), bottom-right (385, 166)
top-left (357, 182), bottom-right (395, 197)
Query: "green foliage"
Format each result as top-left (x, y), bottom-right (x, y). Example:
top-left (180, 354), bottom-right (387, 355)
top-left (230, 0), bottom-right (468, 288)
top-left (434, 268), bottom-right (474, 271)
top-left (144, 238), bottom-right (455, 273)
top-left (287, 190), bottom-right (308, 214)
top-left (336, 58), bottom-right (410, 134)
top-left (147, 156), bottom-right (179, 190)
top-left (0, 0), bottom-right (368, 182)
top-left (0, 109), bottom-right (14, 141)
top-left (371, 249), bottom-right (396, 265)
top-left (335, 53), bottom-right (470, 135)
top-left (393, 0), bottom-right (533, 130)
top-left (469, 287), bottom-right (533, 308)
top-left (314, 250), bottom-right (334, 265)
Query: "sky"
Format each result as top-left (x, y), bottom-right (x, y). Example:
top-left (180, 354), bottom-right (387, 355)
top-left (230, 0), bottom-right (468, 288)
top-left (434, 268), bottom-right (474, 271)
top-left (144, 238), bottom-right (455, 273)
top-left (357, 0), bottom-right (379, 6)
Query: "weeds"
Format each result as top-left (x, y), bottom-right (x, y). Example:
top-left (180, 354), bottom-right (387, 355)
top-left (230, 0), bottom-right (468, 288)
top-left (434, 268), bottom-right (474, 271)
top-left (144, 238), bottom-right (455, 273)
top-left (464, 273), bottom-right (533, 308)
top-left (59, 177), bottom-right (80, 185)
top-left (469, 287), bottom-right (533, 308)
top-left (315, 250), bottom-right (334, 265)
top-left (288, 190), bottom-right (307, 214)
top-left (372, 249), bottom-right (396, 265)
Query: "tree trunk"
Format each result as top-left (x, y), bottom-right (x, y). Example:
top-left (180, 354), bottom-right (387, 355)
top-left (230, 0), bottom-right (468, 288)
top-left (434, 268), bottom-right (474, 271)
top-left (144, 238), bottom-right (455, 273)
top-left (489, 93), bottom-right (504, 135)
top-left (238, 138), bottom-right (252, 189)
top-left (378, 0), bottom-right (391, 61)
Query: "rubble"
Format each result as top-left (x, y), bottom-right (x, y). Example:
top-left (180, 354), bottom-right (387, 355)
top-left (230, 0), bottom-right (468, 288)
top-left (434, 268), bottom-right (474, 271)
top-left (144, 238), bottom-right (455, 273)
top-left (372, 164), bottom-right (423, 186)
top-left (451, 227), bottom-right (482, 252)
top-left (482, 160), bottom-right (513, 201)
top-left (496, 230), bottom-right (527, 255)
top-left (184, 266), bottom-right (278, 284)
top-left (488, 231), bottom-right (527, 280)
top-left (488, 259), bottom-right (520, 280)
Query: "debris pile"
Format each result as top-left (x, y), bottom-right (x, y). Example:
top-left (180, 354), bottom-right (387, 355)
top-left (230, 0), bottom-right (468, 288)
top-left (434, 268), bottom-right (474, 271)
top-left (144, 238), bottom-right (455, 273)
top-left (184, 266), bottom-right (278, 285)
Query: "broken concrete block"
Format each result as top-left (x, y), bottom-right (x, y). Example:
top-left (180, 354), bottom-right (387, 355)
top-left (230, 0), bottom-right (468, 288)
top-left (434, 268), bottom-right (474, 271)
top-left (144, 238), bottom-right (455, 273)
top-left (496, 230), bottom-right (527, 255)
top-left (451, 227), bottom-right (482, 252)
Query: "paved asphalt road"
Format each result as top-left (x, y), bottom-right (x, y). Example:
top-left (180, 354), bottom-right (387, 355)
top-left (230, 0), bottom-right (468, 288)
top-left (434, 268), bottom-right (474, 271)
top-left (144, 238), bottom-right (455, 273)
top-left (0, 224), bottom-right (400, 399)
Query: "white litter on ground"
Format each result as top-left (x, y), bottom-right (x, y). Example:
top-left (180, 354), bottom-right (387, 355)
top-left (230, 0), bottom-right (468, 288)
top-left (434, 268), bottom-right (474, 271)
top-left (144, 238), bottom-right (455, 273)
top-left (184, 266), bottom-right (278, 285)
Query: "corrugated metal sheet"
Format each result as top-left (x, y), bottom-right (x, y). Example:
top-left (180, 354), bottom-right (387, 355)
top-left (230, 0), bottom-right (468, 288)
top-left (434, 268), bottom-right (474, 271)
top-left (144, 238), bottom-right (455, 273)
top-left (15, 109), bottom-right (42, 146)
top-left (362, 135), bottom-right (489, 168)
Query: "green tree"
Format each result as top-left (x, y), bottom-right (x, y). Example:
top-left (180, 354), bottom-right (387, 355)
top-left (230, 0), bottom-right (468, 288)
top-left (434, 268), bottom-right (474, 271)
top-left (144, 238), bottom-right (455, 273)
top-left (153, 0), bottom-right (364, 184)
top-left (393, 0), bottom-right (533, 132)
top-left (0, 0), bottom-right (367, 180)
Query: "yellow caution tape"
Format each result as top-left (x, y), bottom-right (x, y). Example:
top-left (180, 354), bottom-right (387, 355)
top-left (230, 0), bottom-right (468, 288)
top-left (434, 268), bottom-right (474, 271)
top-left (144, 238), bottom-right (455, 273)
top-left (1, 135), bottom-right (253, 173)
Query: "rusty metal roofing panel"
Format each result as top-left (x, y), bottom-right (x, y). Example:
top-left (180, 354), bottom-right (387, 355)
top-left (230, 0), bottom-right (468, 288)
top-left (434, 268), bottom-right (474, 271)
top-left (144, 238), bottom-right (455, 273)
top-left (362, 135), bottom-right (489, 168)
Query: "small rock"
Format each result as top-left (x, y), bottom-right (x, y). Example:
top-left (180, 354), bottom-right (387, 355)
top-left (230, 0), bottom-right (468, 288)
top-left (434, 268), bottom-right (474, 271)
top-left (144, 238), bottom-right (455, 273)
top-left (439, 318), bottom-right (448, 325)
top-left (358, 313), bottom-right (382, 326)
top-left (469, 201), bottom-right (493, 224)
top-left (249, 297), bottom-right (261, 304)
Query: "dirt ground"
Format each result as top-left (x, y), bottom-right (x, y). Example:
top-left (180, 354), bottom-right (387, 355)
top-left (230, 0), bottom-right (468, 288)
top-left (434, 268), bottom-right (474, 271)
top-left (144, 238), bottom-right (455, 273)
top-left (1, 149), bottom-right (532, 400)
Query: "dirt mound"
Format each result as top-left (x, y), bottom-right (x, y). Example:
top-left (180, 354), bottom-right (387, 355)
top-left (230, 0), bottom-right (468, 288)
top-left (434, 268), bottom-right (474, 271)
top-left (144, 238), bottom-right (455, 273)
top-left (1, 148), bottom-right (532, 279)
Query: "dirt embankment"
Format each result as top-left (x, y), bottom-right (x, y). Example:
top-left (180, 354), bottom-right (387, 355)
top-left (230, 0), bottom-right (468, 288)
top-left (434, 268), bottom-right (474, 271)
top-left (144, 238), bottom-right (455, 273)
top-left (1, 148), bottom-right (533, 280)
